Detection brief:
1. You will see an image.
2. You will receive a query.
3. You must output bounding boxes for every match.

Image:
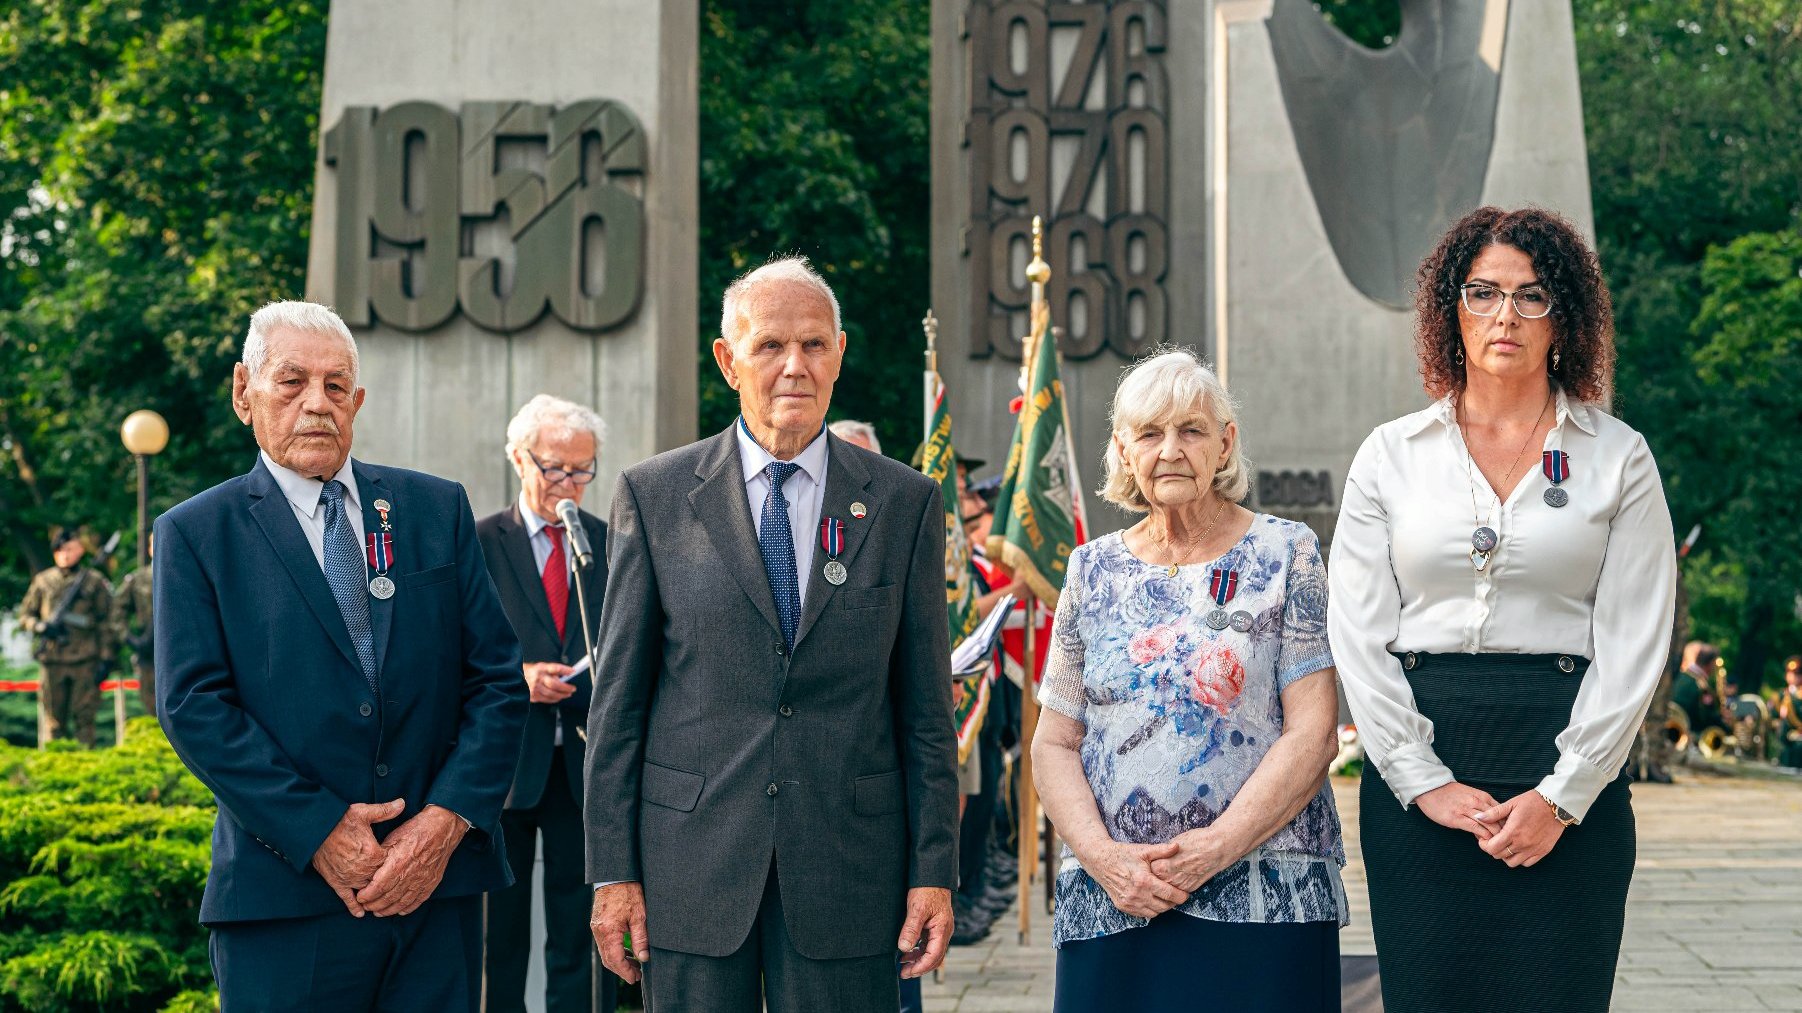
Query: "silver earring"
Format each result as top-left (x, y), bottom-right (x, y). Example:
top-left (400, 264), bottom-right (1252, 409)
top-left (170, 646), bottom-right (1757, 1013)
top-left (1552, 347), bottom-right (1562, 371)
top-left (1454, 346), bottom-right (1465, 366)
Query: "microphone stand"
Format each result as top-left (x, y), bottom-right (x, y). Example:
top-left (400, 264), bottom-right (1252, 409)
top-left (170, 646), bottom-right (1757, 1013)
top-left (563, 520), bottom-right (645, 1010)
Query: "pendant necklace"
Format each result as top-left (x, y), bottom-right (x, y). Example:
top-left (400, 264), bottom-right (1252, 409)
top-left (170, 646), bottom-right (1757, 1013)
top-left (1457, 391), bottom-right (1550, 572)
top-left (1158, 496), bottom-right (1229, 577)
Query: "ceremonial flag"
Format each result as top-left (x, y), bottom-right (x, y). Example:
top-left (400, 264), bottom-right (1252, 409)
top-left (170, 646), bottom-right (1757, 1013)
top-left (923, 371), bottom-right (981, 645)
top-left (924, 338), bottom-right (986, 762)
top-left (987, 301), bottom-right (1085, 607)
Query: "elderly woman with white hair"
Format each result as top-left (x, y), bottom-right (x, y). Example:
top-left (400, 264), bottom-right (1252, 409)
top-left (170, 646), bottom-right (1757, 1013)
top-left (1031, 348), bottom-right (1346, 1011)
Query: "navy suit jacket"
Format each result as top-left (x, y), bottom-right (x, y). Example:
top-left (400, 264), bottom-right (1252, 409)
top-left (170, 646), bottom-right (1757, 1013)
top-left (475, 503), bottom-right (607, 810)
top-left (155, 456), bottom-right (528, 925)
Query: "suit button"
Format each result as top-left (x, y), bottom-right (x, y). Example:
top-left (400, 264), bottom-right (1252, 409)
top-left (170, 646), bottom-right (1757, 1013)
top-left (375, 764), bottom-right (389, 777)
top-left (766, 783), bottom-right (779, 796)
top-left (775, 642), bottom-right (785, 656)
top-left (779, 705), bottom-right (793, 717)
top-left (358, 702), bottom-right (373, 717)
top-left (1403, 652), bottom-right (1418, 670)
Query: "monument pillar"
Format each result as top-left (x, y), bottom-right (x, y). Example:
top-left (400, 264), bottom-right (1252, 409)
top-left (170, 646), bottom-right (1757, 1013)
top-left (306, 0), bottom-right (697, 511)
top-left (934, 0), bottom-right (1593, 543)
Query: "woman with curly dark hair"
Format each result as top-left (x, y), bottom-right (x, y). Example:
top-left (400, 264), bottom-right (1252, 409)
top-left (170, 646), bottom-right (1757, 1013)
top-left (1326, 206), bottom-right (1676, 1012)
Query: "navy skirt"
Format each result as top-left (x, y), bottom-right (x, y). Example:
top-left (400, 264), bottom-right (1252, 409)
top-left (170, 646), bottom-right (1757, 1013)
top-left (1054, 912), bottom-right (1340, 1012)
top-left (1361, 652), bottom-right (1635, 1013)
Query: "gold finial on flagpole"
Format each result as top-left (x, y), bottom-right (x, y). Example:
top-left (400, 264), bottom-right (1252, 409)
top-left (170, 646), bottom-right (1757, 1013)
top-left (922, 308), bottom-right (940, 377)
top-left (1026, 215), bottom-right (1051, 288)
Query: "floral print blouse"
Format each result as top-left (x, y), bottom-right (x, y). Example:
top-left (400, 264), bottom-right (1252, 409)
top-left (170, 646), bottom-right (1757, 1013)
top-left (1038, 515), bottom-right (1348, 947)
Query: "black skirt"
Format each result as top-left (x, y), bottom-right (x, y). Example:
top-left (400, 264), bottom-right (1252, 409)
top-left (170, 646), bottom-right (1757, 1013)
top-left (1054, 912), bottom-right (1340, 1012)
top-left (1361, 653), bottom-right (1635, 1013)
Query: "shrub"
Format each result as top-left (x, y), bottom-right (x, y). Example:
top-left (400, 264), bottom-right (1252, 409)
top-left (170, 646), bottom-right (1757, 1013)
top-left (0, 722), bottom-right (214, 1012)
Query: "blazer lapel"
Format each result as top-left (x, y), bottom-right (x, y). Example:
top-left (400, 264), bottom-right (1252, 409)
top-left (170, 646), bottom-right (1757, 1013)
top-left (499, 505), bottom-right (561, 645)
top-left (245, 459), bottom-right (360, 674)
top-left (688, 428), bottom-right (783, 640)
top-left (353, 461), bottom-right (396, 679)
top-left (793, 436), bottom-right (877, 650)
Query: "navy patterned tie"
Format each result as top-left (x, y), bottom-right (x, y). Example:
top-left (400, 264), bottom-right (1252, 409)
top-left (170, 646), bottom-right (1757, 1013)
top-left (320, 480), bottom-right (378, 690)
top-left (759, 461), bottom-right (802, 650)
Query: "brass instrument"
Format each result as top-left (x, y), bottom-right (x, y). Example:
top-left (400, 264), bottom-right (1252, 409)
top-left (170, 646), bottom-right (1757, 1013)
top-left (1665, 701), bottom-right (1691, 753)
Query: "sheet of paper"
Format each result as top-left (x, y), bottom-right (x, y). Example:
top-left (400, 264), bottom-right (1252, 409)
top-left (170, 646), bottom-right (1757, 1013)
top-left (950, 593), bottom-right (1016, 676)
top-left (561, 653), bottom-right (591, 682)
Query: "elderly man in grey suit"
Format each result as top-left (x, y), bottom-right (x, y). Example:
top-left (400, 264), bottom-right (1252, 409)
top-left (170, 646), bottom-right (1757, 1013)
top-left (585, 256), bottom-right (959, 1010)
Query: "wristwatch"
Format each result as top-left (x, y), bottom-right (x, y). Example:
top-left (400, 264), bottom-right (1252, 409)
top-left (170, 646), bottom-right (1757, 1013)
top-left (1537, 791), bottom-right (1579, 827)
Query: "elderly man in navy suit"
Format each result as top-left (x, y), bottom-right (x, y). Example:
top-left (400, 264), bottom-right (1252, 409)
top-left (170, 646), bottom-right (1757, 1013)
top-left (155, 301), bottom-right (527, 1012)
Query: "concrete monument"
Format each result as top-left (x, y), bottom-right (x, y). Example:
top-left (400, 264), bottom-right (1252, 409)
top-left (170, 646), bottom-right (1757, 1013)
top-left (932, 0), bottom-right (1593, 541)
top-left (305, 0), bottom-right (697, 510)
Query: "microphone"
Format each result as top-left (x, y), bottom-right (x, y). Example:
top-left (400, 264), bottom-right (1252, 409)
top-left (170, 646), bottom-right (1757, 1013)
top-left (555, 498), bottom-right (594, 568)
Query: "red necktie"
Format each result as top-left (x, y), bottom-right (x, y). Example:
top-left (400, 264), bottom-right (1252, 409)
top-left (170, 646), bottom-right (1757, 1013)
top-left (542, 524), bottom-right (569, 640)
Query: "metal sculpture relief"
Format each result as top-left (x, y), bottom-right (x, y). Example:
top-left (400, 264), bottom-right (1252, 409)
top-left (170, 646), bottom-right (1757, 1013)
top-left (323, 99), bottom-right (647, 334)
top-left (964, 0), bottom-right (1169, 361)
top-left (1267, 0), bottom-right (1505, 308)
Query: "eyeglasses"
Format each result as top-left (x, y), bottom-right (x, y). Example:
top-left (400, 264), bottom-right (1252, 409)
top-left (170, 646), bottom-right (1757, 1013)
top-left (526, 450), bottom-right (597, 486)
top-left (1460, 283), bottom-right (1552, 319)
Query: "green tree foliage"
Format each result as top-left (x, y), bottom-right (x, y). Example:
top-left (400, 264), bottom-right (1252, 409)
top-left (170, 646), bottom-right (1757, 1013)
top-left (0, 1), bottom-right (327, 602)
top-left (1576, 2), bottom-right (1802, 687)
top-left (1683, 230), bottom-right (1802, 686)
top-left (697, 0), bottom-right (930, 453)
top-left (1314, 0), bottom-right (1402, 49)
top-left (0, 718), bottom-right (215, 1011)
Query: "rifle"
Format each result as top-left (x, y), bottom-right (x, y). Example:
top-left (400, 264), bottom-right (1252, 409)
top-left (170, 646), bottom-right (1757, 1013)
top-left (40, 531), bottom-right (120, 641)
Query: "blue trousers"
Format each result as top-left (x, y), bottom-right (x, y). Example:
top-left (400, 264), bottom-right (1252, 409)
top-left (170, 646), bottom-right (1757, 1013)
top-left (1054, 913), bottom-right (1340, 1012)
top-left (211, 894), bottom-right (483, 1012)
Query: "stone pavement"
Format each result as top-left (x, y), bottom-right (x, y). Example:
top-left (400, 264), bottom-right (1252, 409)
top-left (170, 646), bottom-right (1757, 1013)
top-left (924, 770), bottom-right (1802, 1011)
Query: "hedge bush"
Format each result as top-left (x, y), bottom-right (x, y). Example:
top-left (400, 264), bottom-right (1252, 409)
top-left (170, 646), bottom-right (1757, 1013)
top-left (0, 718), bottom-right (217, 1012)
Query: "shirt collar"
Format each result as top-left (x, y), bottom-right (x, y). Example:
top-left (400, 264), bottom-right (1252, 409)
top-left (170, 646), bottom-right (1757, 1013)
top-left (736, 417), bottom-right (829, 487)
top-left (517, 491), bottom-right (554, 539)
top-left (261, 449), bottom-right (359, 520)
top-left (1399, 383), bottom-right (1597, 439)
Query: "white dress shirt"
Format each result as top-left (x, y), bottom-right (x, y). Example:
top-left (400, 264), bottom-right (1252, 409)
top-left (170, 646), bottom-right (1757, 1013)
top-left (517, 492), bottom-right (560, 574)
top-left (1327, 387), bottom-right (1676, 821)
top-left (261, 450), bottom-right (365, 572)
top-left (735, 418), bottom-right (830, 610)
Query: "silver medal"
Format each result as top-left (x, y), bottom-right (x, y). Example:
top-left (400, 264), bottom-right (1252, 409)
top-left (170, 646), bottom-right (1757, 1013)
top-left (1229, 611), bottom-right (1254, 633)
top-left (1543, 487), bottom-right (1568, 508)
top-left (368, 575), bottom-right (396, 599)
top-left (823, 560), bottom-right (847, 586)
top-left (1205, 609), bottom-right (1230, 631)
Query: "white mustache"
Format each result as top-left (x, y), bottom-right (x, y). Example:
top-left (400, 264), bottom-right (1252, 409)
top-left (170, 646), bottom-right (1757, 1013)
top-left (296, 414), bottom-right (340, 435)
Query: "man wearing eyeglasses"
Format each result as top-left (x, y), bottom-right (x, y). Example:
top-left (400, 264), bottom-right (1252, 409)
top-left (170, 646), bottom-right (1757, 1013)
top-left (476, 395), bottom-right (615, 1013)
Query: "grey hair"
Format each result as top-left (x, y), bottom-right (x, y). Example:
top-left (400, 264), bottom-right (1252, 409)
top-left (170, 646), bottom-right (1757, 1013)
top-left (505, 394), bottom-right (607, 460)
top-left (827, 419), bottom-right (882, 454)
top-left (719, 255), bottom-right (842, 350)
top-left (242, 301), bottom-right (359, 385)
top-left (1100, 347), bottom-right (1250, 511)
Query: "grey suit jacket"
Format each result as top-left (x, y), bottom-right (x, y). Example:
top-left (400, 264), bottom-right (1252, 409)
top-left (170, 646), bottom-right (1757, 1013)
top-left (583, 426), bottom-right (959, 960)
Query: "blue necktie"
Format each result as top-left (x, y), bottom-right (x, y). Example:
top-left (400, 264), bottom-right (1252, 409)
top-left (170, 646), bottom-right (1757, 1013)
top-left (320, 480), bottom-right (378, 690)
top-left (759, 461), bottom-right (802, 650)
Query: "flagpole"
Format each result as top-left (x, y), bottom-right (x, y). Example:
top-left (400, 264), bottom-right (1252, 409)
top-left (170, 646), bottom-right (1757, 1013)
top-left (923, 309), bottom-right (939, 436)
top-left (1016, 215), bottom-right (1052, 945)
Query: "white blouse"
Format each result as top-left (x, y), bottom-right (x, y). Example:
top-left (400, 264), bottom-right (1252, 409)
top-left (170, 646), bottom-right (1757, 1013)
top-left (1327, 388), bottom-right (1676, 821)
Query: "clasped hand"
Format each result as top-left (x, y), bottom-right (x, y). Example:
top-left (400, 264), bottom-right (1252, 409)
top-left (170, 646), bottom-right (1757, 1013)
top-left (1087, 830), bottom-right (1228, 920)
top-left (310, 800), bottom-right (467, 918)
top-left (1415, 781), bottom-right (1565, 868)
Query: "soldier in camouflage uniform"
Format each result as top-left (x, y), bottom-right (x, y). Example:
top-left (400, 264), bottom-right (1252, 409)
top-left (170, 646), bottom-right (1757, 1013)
top-left (111, 533), bottom-right (154, 718)
top-left (17, 529), bottom-right (115, 746)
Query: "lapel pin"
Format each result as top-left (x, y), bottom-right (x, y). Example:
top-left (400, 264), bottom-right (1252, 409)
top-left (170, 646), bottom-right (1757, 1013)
top-left (850, 502), bottom-right (867, 519)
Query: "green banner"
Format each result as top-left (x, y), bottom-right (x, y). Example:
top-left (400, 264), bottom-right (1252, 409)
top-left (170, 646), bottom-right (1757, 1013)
top-left (986, 309), bottom-right (1079, 607)
top-left (923, 374), bottom-right (979, 644)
